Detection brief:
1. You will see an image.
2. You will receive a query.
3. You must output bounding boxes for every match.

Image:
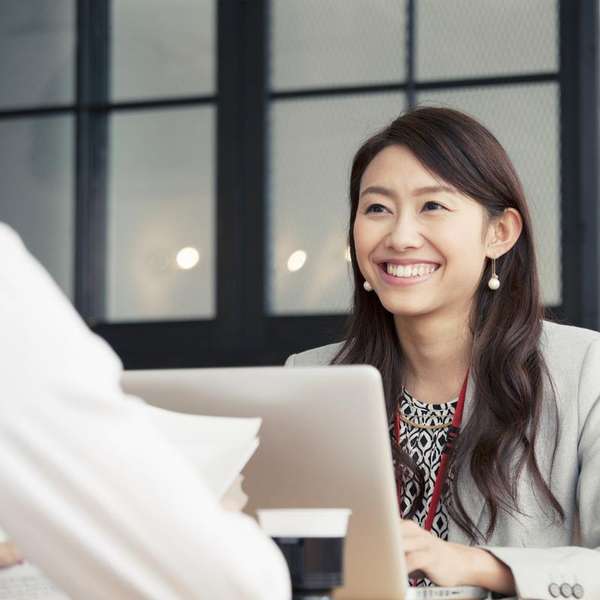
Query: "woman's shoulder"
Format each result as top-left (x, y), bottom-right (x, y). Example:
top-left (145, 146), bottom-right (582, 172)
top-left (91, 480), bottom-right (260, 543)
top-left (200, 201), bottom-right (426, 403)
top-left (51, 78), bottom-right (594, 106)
top-left (540, 320), bottom-right (600, 406)
top-left (541, 319), bottom-right (600, 360)
top-left (284, 341), bottom-right (346, 367)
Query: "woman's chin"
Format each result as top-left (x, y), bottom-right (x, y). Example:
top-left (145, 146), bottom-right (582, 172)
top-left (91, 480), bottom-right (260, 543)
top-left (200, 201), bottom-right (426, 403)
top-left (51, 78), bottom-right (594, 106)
top-left (380, 300), bottom-right (439, 319)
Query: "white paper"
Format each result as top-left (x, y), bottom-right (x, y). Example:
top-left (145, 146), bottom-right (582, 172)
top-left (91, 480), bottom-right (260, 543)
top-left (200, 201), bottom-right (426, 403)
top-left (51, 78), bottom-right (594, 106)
top-left (140, 404), bottom-right (261, 498)
top-left (0, 563), bottom-right (69, 599)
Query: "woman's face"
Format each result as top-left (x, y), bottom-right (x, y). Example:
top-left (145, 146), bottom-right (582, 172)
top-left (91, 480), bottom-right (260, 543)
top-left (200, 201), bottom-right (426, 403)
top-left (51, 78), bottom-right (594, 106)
top-left (353, 145), bottom-right (493, 320)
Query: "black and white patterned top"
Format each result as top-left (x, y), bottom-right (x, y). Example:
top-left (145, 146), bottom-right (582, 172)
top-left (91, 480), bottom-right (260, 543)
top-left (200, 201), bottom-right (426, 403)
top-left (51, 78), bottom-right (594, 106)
top-left (393, 387), bottom-right (458, 587)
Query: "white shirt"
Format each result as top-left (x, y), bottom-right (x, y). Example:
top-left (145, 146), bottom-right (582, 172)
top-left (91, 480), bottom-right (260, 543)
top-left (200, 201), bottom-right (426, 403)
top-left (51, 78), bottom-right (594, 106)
top-left (0, 224), bottom-right (291, 600)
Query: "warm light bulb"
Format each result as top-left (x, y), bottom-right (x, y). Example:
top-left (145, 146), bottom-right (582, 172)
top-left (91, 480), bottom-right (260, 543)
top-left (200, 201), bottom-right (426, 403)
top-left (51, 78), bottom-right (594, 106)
top-left (176, 246), bottom-right (200, 270)
top-left (287, 250), bottom-right (307, 272)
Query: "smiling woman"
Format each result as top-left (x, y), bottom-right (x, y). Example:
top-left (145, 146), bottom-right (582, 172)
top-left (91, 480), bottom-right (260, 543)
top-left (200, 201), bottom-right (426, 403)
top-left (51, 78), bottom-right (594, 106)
top-left (285, 107), bottom-right (600, 597)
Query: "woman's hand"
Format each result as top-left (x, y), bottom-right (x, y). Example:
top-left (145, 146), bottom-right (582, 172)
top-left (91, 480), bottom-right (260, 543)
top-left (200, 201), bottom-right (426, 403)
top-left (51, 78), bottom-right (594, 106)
top-left (0, 541), bottom-right (23, 568)
top-left (400, 520), bottom-right (516, 595)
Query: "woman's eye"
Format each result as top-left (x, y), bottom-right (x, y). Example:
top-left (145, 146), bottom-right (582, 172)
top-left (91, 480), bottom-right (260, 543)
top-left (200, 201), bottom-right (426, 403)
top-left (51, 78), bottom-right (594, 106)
top-left (365, 203), bottom-right (387, 214)
top-left (422, 201), bottom-right (446, 211)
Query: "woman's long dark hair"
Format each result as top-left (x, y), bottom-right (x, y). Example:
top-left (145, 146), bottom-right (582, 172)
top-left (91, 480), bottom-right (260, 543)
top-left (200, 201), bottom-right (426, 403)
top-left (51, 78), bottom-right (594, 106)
top-left (332, 107), bottom-right (563, 542)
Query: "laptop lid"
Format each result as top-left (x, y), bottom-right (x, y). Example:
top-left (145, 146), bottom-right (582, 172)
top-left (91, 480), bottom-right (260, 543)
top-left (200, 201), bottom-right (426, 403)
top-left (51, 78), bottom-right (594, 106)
top-left (122, 365), bottom-right (407, 599)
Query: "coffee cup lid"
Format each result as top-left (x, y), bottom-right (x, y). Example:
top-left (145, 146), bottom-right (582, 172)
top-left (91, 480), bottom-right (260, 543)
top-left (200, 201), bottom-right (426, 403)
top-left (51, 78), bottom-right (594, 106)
top-left (257, 508), bottom-right (352, 537)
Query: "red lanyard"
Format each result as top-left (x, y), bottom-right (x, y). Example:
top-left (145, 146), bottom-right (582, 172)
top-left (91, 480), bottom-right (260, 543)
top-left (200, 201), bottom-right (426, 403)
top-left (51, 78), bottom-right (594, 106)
top-left (394, 371), bottom-right (469, 531)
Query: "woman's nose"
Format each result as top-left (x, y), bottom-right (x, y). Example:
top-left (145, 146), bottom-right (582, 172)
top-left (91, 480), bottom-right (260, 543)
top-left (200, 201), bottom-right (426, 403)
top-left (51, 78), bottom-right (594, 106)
top-left (384, 215), bottom-right (424, 251)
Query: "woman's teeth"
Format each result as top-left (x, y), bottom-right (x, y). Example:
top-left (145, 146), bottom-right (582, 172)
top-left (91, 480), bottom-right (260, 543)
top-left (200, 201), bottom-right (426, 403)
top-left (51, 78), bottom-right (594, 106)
top-left (385, 263), bottom-right (439, 278)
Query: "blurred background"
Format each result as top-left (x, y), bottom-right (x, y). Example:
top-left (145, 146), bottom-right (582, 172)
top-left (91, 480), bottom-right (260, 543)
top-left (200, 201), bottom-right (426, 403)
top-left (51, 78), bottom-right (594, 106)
top-left (0, 0), bottom-right (596, 368)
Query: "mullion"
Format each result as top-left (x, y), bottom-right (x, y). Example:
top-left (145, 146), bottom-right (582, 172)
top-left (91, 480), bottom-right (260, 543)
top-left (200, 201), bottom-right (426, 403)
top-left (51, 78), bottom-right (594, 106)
top-left (215, 0), bottom-right (246, 346)
top-left (558, 0), bottom-right (599, 328)
top-left (240, 0), bottom-right (268, 352)
top-left (558, 0), bottom-right (584, 327)
top-left (87, 95), bottom-right (217, 113)
top-left (407, 0), bottom-right (416, 107)
top-left (573, 0), bottom-right (599, 328)
top-left (1, 70), bottom-right (558, 121)
top-left (0, 106), bottom-right (75, 120)
top-left (416, 72), bottom-right (557, 91)
top-left (75, 0), bottom-right (109, 321)
top-left (0, 104), bottom-right (220, 123)
top-left (269, 72), bottom-right (558, 102)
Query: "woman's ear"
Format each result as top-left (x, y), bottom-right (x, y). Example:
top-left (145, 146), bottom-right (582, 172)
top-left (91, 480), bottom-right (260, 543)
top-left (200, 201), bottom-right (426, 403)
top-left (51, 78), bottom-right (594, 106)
top-left (486, 208), bottom-right (523, 259)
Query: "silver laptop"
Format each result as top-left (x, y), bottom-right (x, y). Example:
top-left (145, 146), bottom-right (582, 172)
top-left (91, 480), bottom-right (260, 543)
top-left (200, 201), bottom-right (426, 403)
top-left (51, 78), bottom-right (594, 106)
top-left (122, 365), bottom-right (489, 600)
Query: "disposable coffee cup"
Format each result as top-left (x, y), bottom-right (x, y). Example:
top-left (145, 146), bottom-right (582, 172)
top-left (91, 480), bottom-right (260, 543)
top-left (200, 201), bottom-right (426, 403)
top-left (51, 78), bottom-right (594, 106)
top-left (257, 509), bottom-right (351, 600)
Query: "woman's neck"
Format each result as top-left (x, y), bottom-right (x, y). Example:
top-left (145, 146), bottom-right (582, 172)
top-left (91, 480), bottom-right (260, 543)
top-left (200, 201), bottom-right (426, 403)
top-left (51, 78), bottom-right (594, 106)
top-left (394, 312), bottom-right (473, 404)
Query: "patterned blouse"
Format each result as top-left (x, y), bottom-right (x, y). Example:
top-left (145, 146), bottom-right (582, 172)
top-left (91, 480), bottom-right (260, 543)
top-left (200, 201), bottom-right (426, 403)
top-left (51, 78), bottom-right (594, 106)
top-left (393, 387), bottom-right (457, 587)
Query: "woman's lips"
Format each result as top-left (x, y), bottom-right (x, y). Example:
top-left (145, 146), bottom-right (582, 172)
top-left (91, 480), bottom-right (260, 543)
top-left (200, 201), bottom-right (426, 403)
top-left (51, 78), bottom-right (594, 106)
top-left (376, 262), bottom-right (440, 287)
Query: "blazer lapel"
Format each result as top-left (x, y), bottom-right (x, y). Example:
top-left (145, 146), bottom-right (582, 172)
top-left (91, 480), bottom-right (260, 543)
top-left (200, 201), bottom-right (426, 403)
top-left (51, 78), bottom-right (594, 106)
top-left (448, 371), bottom-right (487, 545)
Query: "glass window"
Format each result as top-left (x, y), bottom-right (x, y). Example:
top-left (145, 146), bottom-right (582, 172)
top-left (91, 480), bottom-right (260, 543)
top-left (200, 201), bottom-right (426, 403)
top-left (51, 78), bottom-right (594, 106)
top-left (0, 1), bottom-right (75, 109)
top-left (271, 0), bottom-right (407, 91)
top-left (268, 93), bottom-right (406, 315)
top-left (417, 83), bottom-right (561, 305)
top-left (416, 0), bottom-right (558, 81)
top-left (107, 106), bottom-right (215, 321)
top-left (0, 116), bottom-right (74, 297)
top-left (111, 0), bottom-right (215, 101)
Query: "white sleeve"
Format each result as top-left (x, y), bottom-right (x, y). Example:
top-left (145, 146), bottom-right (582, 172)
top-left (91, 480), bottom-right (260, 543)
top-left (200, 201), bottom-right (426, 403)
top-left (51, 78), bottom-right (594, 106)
top-left (0, 224), bottom-right (291, 600)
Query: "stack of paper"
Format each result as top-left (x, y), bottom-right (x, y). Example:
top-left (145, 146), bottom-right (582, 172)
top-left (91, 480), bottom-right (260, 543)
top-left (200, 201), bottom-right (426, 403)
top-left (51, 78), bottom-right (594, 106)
top-left (140, 403), bottom-right (261, 499)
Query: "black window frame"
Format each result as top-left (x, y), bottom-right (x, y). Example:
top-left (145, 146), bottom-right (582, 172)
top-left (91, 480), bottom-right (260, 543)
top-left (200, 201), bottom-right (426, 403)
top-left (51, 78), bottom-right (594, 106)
top-left (0, 0), bottom-right (596, 369)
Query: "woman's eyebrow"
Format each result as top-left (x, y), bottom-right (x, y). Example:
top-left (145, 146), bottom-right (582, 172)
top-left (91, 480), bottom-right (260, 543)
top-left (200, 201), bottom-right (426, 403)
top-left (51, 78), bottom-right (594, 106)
top-left (359, 184), bottom-right (456, 200)
top-left (359, 185), bottom-right (397, 199)
top-left (412, 184), bottom-right (456, 196)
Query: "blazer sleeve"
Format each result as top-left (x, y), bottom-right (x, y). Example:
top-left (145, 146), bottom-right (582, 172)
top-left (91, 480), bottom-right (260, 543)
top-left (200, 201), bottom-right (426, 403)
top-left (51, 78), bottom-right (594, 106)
top-left (0, 225), bottom-right (291, 600)
top-left (480, 339), bottom-right (600, 600)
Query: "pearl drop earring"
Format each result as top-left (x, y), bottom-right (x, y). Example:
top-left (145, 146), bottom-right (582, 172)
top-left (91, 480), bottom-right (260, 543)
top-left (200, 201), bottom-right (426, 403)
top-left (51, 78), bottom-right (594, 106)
top-left (488, 258), bottom-right (500, 290)
top-left (363, 280), bottom-right (373, 292)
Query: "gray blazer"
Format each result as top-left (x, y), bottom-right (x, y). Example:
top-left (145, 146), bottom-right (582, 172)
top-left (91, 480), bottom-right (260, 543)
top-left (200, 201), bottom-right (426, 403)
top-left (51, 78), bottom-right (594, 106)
top-left (285, 320), bottom-right (600, 599)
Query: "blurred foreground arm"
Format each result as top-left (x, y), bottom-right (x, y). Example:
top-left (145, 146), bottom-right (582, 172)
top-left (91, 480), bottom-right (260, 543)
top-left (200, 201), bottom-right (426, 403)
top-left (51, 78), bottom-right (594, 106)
top-left (0, 224), bottom-right (290, 600)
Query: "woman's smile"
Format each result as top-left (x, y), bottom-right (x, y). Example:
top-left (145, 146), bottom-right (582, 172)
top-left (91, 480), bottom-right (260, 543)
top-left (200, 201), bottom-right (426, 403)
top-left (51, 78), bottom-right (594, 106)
top-left (376, 261), bottom-right (441, 287)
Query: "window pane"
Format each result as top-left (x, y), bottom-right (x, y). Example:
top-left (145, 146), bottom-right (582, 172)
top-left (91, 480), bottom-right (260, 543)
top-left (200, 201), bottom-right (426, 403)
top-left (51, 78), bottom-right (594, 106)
top-left (0, 1), bottom-right (75, 109)
top-left (107, 107), bottom-right (215, 321)
top-left (111, 0), bottom-right (215, 101)
top-left (271, 0), bottom-right (407, 91)
top-left (417, 83), bottom-right (561, 305)
top-left (269, 93), bottom-right (406, 315)
top-left (0, 116), bottom-right (74, 297)
top-left (416, 0), bottom-right (557, 81)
